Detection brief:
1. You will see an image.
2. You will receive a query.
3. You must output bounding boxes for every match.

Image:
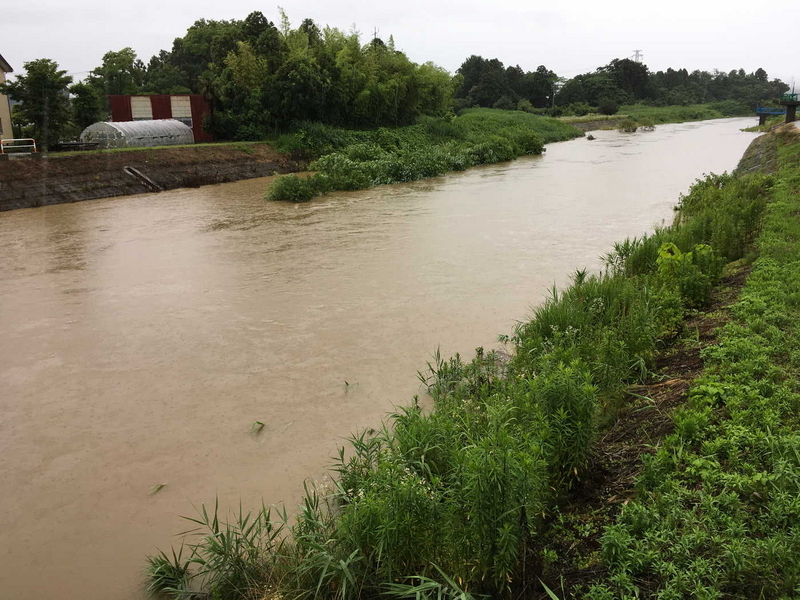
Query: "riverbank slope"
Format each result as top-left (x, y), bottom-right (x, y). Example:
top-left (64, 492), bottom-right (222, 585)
top-left (0, 143), bottom-right (300, 211)
top-left (554, 124), bottom-right (800, 600)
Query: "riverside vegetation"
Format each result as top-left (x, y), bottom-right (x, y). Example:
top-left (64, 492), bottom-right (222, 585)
top-left (146, 131), bottom-right (796, 599)
top-left (265, 109), bottom-right (581, 202)
top-left (580, 128), bottom-right (800, 600)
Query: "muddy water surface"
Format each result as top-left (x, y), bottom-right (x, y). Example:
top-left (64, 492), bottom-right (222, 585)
top-left (0, 118), bottom-right (756, 599)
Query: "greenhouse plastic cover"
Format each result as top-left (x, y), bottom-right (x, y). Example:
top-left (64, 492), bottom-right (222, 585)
top-left (80, 119), bottom-right (194, 149)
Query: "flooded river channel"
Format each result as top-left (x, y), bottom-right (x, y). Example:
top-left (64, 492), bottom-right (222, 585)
top-left (0, 118), bottom-right (756, 599)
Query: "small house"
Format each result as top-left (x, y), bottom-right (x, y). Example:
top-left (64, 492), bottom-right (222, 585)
top-left (0, 53), bottom-right (13, 140)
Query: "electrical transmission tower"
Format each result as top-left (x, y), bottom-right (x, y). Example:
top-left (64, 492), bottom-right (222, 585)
top-left (632, 50), bottom-right (643, 63)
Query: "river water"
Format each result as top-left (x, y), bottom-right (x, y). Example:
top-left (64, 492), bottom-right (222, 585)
top-left (0, 118), bottom-right (756, 599)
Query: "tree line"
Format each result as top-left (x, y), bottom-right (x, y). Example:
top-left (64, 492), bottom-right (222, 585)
top-left (0, 9), bottom-right (791, 148)
top-left (455, 55), bottom-right (789, 116)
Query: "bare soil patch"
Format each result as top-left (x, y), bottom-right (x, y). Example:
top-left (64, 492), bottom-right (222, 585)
top-left (0, 143), bottom-right (302, 211)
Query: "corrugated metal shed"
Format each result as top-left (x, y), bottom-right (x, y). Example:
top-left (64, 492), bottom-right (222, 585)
top-left (79, 119), bottom-right (194, 149)
top-left (107, 95), bottom-right (214, 143)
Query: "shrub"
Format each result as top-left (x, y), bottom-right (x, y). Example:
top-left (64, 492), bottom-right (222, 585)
top-left (311, 153), bottom-right (373, 190)
top-left (655, 242), bottom-right (715, 308)
top-left (598, 98), bottom-right (619, 115)
top-left (344, 142), bottom-right (386, 162)
top-left (266, 174), bottom-right (317, 202)
top-left (492, 95), bottom-right (515, 111)
top-left (275, 133), bottom-right (308, 159)
top-left (566, 102), bottom-right (593, 117)
top-left (516, 99), bottom-right (534, 113)
top-left (527, 362), bottom-right (598, 486)
top-left (617, 118), bottom-right (638, 133)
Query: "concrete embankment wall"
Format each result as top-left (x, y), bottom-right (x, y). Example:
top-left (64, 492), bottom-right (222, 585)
top-left (0, 144), bottom-right (302, 211)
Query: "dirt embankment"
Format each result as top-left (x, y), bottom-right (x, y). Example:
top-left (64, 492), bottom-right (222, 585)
top-left (566, 117), bottom-right (625, 132)
top-left (0, 143), bottom-right (302, 211)
top-left (736, 123), bottom-right (800, 175)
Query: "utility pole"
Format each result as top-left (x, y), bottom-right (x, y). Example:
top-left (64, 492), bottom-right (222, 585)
top-left (632, 50), bottom-right (643, 63)
top-left (552, 78), bottom-right (564, 108)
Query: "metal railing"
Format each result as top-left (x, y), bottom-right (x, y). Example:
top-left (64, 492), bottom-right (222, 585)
top-left (0, 138), bottom-right (38, 154)
top-left (755, 106), bottom-right (785, 115)
top-left (780, 93), bottom-right (799, 103)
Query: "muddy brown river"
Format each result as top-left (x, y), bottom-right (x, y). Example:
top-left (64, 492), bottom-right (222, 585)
top-left (0, 118), bottom-right (756, 599)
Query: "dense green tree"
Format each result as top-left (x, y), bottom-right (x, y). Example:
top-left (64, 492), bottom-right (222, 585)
top-left (455, 57), bottom-right (558, 109)
top-left (121, 10), bottom-right (453, 138)
top-left (556, 71), bottom-right (621, 106)
top-left (456, 55), bottom-right (487, 100)
top-left (0, 58), bottom-right (73, 148)
top-left (523, 66), bottom-right (558, 107)
top-left (468, 59), bottom-right (511, 107)
top-left (143, 51), bottom-right (192, 94)
top-left (601, 58), bottom-right (650, 100)
top-left (69, 81), bottom-right (104, 129)
top-left (87, 48), bottom-right (146, 95)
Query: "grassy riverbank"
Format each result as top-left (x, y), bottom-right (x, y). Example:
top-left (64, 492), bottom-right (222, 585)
top-left (266, 109), bottom-right (582, 202)
top-left (147, 132), bottom-right (791, 600)
top-left (560, 102), bottom-right (751, 130)
top-left (621, 100), bottom-right (751, 124)
top-left (574, 126), bottom-right (800, 600)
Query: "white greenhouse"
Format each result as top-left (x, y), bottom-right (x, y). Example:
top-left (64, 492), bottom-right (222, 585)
top-left (79, 119), bottom-right (194, 149)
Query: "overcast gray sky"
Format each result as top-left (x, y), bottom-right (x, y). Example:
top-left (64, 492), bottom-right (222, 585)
top-left (4, 0), bottom-right (798, 87)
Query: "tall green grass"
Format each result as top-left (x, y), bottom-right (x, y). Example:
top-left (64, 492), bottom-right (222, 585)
top-left (585, 128), bottom-right (800, 600)
top-left (266, 110), bottom-right (582, 202)
top-left (149, 162), bottom-right (773, 598)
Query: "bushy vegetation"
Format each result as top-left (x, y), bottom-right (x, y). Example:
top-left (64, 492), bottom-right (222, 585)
top-left (585, 131), bottom-right (800, 600)
top-left (149, 130), bottom-right (776, 598)
top-left (266, 109), bottom-right (581, 202)
top-left (84, 12), bottom-right (454, 139)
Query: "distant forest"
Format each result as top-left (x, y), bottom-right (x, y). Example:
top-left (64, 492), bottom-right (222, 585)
top-left (3, 10), bottom-right (792, 144)
top-left (454, 55), bottom-right (789, 115)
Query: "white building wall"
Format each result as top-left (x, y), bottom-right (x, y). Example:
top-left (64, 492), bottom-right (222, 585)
top-left (130, 96), bottom-right (153, 120)
top-left (0, 70), bottom-right (13, 141)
